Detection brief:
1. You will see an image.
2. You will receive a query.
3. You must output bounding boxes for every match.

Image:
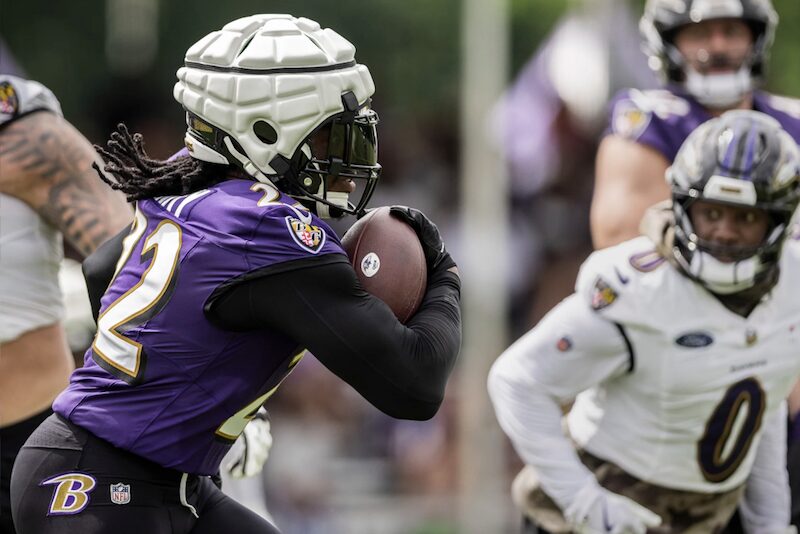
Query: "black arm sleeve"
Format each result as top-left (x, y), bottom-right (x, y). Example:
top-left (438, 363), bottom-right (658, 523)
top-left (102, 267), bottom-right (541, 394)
top-left (208, 257), bottom-right (462, 421)
top-left (82, 226), bottom-right (127, 321)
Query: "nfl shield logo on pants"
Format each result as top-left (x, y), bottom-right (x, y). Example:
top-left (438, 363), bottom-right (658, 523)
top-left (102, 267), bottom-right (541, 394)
top-left (110, 483), bottom-right (131, 505)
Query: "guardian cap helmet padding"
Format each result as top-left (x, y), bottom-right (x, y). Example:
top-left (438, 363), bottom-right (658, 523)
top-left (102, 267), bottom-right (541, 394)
top-left (640, 0), bottom-right (778, 107)
top-left (667, 110), bottom-right (800, 294)
top-left (174, 14), bottom-right (380, 217)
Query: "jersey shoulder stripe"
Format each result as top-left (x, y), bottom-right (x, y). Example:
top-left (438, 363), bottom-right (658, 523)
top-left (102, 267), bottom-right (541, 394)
top-left (154, 190), bottom-right (214, 218)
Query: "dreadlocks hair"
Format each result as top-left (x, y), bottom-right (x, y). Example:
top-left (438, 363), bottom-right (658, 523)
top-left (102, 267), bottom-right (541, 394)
top-left (93, 123), bottom-right (228, 201)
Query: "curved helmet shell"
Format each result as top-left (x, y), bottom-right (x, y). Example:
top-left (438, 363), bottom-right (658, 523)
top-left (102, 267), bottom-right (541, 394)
top-left (173, 14), bottom-right (380, 217)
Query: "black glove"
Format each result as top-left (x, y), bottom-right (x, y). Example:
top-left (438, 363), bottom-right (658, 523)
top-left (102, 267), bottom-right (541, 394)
top-left (389, 206), bottom-right (456, 272)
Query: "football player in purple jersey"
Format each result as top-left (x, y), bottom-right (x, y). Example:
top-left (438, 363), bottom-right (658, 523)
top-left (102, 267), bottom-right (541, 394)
top-left (591, 0), bottom-right (800, 250)
top-left (9, 14), bottom-right (461, 534)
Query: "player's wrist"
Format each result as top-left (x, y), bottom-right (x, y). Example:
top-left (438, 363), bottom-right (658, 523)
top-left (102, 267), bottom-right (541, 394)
top-left (432, 251), bottom-right (457, 274)
top-left (388, 205), bottom-right (452, 271)
top-left (561, 476), bottom-right (604, 525)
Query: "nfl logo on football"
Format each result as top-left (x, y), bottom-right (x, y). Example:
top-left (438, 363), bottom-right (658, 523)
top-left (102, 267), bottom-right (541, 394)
top-left (360, 252), bottom-right (381, 278)
top-left (110, 483), bottom-right (131, 505)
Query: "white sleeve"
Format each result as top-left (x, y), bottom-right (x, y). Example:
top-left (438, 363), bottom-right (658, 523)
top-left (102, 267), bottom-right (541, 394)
top-left (487, 293), bottom-right (631, 511)
top-left (739, 401), bottom-right (792, 534)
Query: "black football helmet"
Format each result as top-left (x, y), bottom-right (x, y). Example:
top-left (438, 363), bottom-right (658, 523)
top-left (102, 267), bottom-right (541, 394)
top-left (667, 110), bottom-right (800, 293)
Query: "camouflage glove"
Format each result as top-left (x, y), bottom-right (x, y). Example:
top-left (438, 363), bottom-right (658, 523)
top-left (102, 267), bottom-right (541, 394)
top-left (565, 479), bottom-right (662, 534)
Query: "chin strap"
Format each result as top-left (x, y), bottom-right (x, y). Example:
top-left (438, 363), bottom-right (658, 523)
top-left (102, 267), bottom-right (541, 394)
top-left (301, 147), bottom-right (351, 219)
top-left (222, 137), bottom-right (276, 185)
top-left (184, 134), bottom-right (354, 219)
top-left (687, 249), bottom-right (761, 294)
top-left (313, 189), bottom-right (349, 219)
top-left (183, 130), bottom-right (279, 186)
top-left (684, 66), bottom-right (753, 109)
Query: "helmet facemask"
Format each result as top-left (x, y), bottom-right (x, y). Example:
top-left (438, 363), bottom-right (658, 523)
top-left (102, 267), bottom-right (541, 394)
top-left (671, 193), bottom-right (786, 294)
top-left (665, 39), bottom-right (756, 108)
top-left (273, 96), bottom-right (381, 218)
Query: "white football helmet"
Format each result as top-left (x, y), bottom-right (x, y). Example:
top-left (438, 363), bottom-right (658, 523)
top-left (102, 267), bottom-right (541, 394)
top-left (173, 14), bottom-right (381, 217)
top-left (640, 0), bottom-right (778, 108)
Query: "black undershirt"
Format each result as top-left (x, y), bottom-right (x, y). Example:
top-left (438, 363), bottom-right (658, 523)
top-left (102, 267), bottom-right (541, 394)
top-left (83, 227), bottom-right (462, 421)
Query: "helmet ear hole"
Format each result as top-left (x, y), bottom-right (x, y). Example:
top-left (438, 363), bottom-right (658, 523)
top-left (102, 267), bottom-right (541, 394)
top-left (253, 121), bottom-right (278, 145)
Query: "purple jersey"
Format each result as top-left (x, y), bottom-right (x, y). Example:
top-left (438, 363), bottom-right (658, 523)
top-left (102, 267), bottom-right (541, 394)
top-left (54, 179), bottom-right (346, 475)
top-left (607, 86), bottom-right (800, 161)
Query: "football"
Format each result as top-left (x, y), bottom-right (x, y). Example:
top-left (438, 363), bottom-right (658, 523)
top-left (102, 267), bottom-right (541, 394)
top-left (341, 207), bottom-right (427, 323)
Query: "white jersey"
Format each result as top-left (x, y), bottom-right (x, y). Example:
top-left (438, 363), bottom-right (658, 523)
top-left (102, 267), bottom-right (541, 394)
top-left (566, 235), bottom-right (800, 493)
top-left (0, 76), bottom-right (65, 342)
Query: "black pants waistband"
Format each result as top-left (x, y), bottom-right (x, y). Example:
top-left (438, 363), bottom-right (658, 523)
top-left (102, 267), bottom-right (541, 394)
top-left (25, 414), bottom-right (195, 492)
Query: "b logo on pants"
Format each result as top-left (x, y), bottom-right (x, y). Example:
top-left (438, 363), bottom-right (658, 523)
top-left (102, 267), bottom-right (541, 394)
top-left (40, 473), bottom-right (96, 515)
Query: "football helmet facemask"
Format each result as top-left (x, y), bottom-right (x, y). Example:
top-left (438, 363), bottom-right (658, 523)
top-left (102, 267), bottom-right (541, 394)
top-left (641, 0), bottom-right (778, 108)
top-left (667, 110), bottom-right (800, 294)
top-left (174, 14), bottom-right (381, 218)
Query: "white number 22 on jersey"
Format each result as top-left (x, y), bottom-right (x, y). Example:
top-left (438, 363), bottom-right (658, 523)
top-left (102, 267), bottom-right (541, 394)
top-left (92, 211), bottom-right (182, 384)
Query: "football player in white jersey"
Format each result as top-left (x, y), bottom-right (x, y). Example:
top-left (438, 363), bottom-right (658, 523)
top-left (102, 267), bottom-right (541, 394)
top-left (589, 1), bottom-right (800, 529)
top-left (0, 75), bottom-right (132, 533)
top-left (0, 73), bottom-right (276, 531)
top-left (489, 110), bottom-right (800, 533)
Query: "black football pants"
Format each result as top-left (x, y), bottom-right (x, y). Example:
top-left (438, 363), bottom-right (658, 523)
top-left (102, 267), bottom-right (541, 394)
top-left (790, 433), bottom-right (800, 527)
top-left (10, 414), bottom-right (279, 534)
top-left (0, 408), bottom-right (51, 534)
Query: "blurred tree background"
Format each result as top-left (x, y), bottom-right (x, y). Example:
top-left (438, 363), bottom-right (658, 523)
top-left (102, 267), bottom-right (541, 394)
top-left (1, 0), bottom-right (796, 159)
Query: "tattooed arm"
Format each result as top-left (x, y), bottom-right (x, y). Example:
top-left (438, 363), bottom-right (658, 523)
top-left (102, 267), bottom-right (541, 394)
top-left (0, 110), bottom-right (131, 257)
